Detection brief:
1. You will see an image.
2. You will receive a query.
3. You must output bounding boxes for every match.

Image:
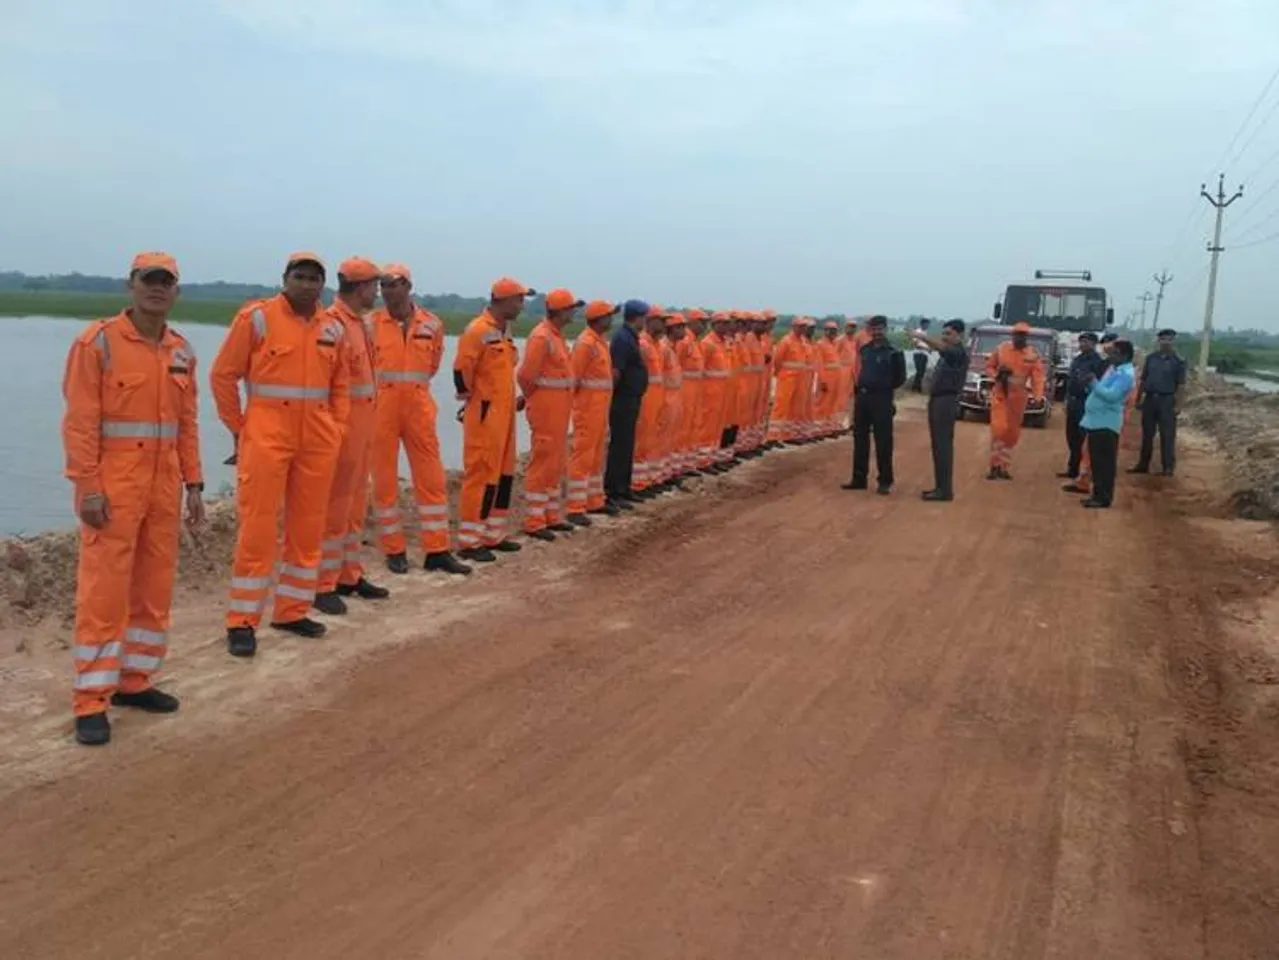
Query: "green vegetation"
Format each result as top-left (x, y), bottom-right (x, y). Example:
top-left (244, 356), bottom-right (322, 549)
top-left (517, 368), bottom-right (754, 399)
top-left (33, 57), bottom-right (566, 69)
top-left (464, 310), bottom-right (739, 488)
top-left (1210, 343), bottom-right (1279, 377)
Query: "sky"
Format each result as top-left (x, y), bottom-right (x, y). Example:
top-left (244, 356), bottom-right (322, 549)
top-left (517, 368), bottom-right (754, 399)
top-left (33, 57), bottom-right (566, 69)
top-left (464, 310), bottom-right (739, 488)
top-left (4, 0), bottom-right (1279, 329)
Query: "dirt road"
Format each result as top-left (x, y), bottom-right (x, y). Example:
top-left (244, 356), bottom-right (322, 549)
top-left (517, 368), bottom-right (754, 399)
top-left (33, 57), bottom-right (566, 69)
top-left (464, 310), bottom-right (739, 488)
top-left (2, 400), bottom-right (1278, 959)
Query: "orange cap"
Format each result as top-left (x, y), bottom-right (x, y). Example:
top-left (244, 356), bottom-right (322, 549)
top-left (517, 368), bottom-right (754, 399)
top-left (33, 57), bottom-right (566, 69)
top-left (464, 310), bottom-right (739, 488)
top-left (130, 251), bottom-right (179, 280)
top-left (337, 256), bottom-right (381, 283)
top-left (823, 320), bottom-right (838, 330)
top-left (286, 251), bottom-right (326, 273)
top-left (545, 288), bottom-right (585, 312)
top-left (1012, 321), bottom-right (1032, 333)
top-left (762, 309), bottom-right (777, 321)
top-left (381, 262), bottom-right (412, 284)
top-left (666, 312), bottom-right (687, 326)
top-left (711, 310), bottom-right (732, 322)
top-left (685, 308), bottom-right (707, 322)
top-left (491, 276), bottom-right (534, 299)
top-left (584, 300), bottom-right (619, 321)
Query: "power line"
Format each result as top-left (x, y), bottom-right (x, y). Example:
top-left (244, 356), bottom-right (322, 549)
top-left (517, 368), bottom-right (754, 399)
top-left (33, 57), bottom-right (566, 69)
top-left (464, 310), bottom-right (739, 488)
top-left (1226, 93), bottom-right (1279, 171)
top-left (1233, 201), bottom-right (1279, 242)
top-left (1232, 227), bottom-right (1279, 250)
top-left (1210, 62), bottom-right (1279, 175)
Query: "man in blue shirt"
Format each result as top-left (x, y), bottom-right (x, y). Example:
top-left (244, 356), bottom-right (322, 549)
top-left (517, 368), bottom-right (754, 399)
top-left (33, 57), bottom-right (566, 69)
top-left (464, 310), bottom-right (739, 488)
top-left (1080, 338), bottom-right (1137, 509)
top-left (604, 299), bottom-right (650, 508)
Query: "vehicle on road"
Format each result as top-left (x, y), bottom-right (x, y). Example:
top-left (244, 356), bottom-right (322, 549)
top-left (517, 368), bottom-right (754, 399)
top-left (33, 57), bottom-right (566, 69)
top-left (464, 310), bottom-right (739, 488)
top-left (992, 270), bottom-right (1113, 401)
top-left (959, 323), bottom-right (1060, 428)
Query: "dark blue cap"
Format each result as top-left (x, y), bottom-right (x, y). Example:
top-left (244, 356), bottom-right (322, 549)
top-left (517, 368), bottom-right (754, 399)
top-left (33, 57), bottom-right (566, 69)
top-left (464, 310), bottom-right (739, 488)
top-left (623, 299), bottom-right (650, 319)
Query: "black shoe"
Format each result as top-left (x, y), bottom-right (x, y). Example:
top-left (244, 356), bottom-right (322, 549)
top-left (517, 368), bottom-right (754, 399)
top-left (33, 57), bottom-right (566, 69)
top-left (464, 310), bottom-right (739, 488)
top-left (457, 547), bottom-right (496, 563)
top-left (385, 552), bottom-right (410, 575)
top-left (270, 617), bottom-right (327, 639)
top-left (1062, 483), bottom-right (1086, 494)
top-left (591, 503), bottom-right (621, 517)
top-left (75, 712), bottom-right (111, 746)
top-left (567, 513), bottom-right (593, 527)
top-left (1082, 498), bottom-right (1110, 509)
top-left (620, 492), bottom-right (642, 502)
top-left (986, 469), bottom-right (1000, 481)
top-left (1161, 468), bottom-right (1175, 477)
top-left (998, 469), bottom-right (1013, 481)
top-left (227, 626), bottom-right (257, 658)
top-left (841, 480), bottom-right (868, 491)
top-left (493, 540), bottom-right (522, 553)
top-left (337, 577), bottom-right (390, 600)
top-left (548, 521), bottom-right (576, 533)
top-left (111, 688), bottom-right (181, 713)
top-left (876, 484), bottom-right (892, 496)
top-left (527, 529), bottom-right (556, 542)
top-left (921, 490), bottom-right (953, 502)
top-left (1056, 471), bottom-right (1077, 479)
top-left (424, 551), bottom-right (473, 575)
top-left (610, 498), bottom-right (635, 512)
top-left (1128, 465), bottom-right (1149, 475)
top-left (668, 480), bottom-right (687, 491)
top-left (313, 591), bottom-right (348, 616)
top-left (634, 489), bottom-right (657, 500)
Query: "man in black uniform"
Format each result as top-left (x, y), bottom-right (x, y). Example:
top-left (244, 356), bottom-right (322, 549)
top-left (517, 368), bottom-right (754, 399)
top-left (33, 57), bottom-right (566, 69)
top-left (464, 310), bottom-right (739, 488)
top-left (842, 315), bottom-right (906, 495)
top-left (1131, 328), bottom-right (1187, 476)
top-left (909, 319), bottom-right (968, 502)
top-left (604, 299), bottom-right (650, 509)
top-left (1059, 331), bottom-right (1106, 480)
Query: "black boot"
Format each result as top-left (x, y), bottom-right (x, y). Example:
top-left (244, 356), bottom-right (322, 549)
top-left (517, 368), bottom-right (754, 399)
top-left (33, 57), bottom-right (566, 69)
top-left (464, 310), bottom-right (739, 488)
top-left (313, 591), bottom-right (348, 616)
top-left (457, 546), bottom-right (497, 563)
top-left (337, 578), bottom-right (390, 600)
top-left (270, 617), bottom-right (327, 639)
top-left (75, 712), bottom-right (111, 746)
top-left (920, 489), bottom-right (952, 502)
top-left (227, 626), bottom-right (257, 658)
top-left (385, 552), bottom-right (410, 575)
top-left (591, 503), bottom-right (621, 517)
top-left (425, 551), bottom-right (473, 575)
top-left (841, 480), bottom-right (868, 491)
top-left (567, 513), bottom-right (593, 527)
top-left (527, 529), bottom-right (556, 542)
top-left (111, 688), bottom-right (180, 713)
top-left (548, 521), bottom-right (576, 533)
top-left (493, 539), bottom-right (523, 553)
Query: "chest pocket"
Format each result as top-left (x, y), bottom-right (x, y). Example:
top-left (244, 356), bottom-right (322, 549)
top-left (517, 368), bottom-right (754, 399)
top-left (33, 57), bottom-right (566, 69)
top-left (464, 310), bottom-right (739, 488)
top-left (105, 372), bottom-right (148, 415)
top-left (167, 346), bottom-right (193, 391)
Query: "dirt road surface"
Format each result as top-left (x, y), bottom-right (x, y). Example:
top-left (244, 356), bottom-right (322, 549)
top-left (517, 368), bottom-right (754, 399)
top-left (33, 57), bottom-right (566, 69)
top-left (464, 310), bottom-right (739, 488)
top-left (3, 398), bottom-right (1278, 959)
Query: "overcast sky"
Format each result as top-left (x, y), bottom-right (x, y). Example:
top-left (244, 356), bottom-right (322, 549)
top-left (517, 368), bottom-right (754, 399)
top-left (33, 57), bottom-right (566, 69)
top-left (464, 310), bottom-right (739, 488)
top-left (4, 0), bottom-right (1279, 329)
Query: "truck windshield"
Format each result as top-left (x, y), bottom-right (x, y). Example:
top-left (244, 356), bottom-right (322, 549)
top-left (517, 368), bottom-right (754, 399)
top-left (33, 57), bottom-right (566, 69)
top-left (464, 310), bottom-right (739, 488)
top-left (1004, 286), bottom-right (1107, 332)
top-left (969, 330), bottom-right (1053, 362)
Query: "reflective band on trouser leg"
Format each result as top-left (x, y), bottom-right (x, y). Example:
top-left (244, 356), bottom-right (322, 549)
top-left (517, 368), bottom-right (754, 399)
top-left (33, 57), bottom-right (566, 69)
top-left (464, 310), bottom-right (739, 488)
top-left (339, 531), bottom-right (365, 587)
top-left (117, 625), bottom-right (167, 693)
top-left (73, 640), bottom-right (122, 717)
top-left (565, 478), bottom-right (589, 515)
top-left (458, 520), bottom-right (486, 550)
top-left (372, 401), bottom-right (408, 557)
top-left (522, 491), bottom-right (548, 532)
top-left (417, 503), bottom-right (450, 554)
top-left (272, 441), bottom-right (339, 624)
top-left (483, 415), bottom-right (518, 547)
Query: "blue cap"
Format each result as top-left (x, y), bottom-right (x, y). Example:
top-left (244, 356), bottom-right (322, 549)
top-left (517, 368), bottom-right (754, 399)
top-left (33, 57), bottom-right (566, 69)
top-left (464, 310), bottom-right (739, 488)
top-left (623, 299), bottom-right (650, 319)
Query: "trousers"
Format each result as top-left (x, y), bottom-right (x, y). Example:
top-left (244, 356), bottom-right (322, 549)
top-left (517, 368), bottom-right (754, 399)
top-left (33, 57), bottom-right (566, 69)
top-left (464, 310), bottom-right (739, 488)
top-left (852, 390), bottom-right (895, 486)
top-left (605, 395), bottom-right (642, 499)
top-left (927, 394), bottom-right (958, 496)
top-left (1138, 393), bottom-right (1177, 471)
top-left (1064, 400), bottom-right (1086, 476)
top-left (1087, 428), bottom-right (1119, 505)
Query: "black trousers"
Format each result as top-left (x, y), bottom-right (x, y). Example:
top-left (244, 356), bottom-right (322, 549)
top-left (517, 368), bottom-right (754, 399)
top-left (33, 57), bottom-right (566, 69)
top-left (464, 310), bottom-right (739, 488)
top-left (912, 354), bottom-right (927, 392)
top-left (852, 390), bottom-right (895, 486)
top-left (1064, 400), bottom-right (1086, 476)
top-left (604, 395), bottom-right (642, 499)
top-left (1138, 393), bottom-right (1177, 471)
top-left (1087, 428), bottom-right (1119, 505)
top-left (927, 394), bottom-right (958, 496)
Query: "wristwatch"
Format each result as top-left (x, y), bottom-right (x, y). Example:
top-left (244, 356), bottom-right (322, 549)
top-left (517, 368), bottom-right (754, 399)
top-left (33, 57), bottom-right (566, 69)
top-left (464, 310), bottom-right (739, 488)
top-left (185, 483), bottom-right (205, 493)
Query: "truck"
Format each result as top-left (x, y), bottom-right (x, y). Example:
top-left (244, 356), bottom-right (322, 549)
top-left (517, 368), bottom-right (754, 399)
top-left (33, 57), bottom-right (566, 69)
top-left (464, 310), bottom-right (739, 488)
top-left (959, 324), bottom-right (1061, 428)
top-left (992, 270), bottom-right (1114, 401)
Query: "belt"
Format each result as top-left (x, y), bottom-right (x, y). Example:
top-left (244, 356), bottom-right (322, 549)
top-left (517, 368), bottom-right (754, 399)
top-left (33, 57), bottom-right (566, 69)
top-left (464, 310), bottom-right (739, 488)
top-left (930, 391), bottom-right (958, 398)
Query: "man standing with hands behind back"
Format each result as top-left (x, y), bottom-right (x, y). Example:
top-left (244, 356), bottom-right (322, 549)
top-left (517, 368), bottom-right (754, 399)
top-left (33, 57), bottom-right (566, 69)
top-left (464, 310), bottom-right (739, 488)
top-left (910, 319), bottom-right (968, 502)
top-left (842, 315), bottom-right (906, 495)
top-left (605, 299), bottom-right (650, 509)
top-left (1131, 328), bottom-right (1187, 477)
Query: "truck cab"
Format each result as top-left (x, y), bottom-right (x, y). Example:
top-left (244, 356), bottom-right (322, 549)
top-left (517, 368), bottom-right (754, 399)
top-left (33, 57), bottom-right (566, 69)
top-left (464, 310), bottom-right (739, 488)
top-left (959, 324), bottom-right (1060, 428)
top-left (993, 270), bottom-right (1113, 401)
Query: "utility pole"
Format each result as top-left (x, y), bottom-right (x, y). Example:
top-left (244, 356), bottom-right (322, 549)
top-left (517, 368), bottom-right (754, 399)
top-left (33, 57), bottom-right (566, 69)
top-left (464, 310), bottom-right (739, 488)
top-left (1151, 269), bottom-right (1172, 335)
top-left (1199, 174), bottom-right (1244, 370)
top-left (1136, 291), bottom-right (1153, 334)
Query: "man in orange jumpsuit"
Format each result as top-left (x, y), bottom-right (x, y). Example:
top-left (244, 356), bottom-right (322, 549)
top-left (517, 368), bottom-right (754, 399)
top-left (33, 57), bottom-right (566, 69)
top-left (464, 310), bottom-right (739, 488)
top-left (566, 300), bottom-right (618, 523)
top-left (738, 312), bottom-right (766, 456)
top-left (796, 318), bottom-right (820, 441)
top-left (838, 320), bottom-right (861, 429)
top-left (757, 311), bottom-right (777, 448)
top-left (370, 264), bottom-right (471, 577)
top-left (814, 321), bottom-right (844, 436)
top-left (212, 252), bottom-right (349, 658)
top-left (677, 309), bottom-right (707, 476)
top-left (986, 321), bottom-right (1045, 480)
top-left (62, 252), bottom-right (205, 746)
top-left (454, 277), bottom-right (529, 561)
top-left (768, 319), bottom-right (806, 445)
top-left (518, 288), bottom-right (580, 541)
top-left (701, 311), bottom-right (736, 471)
top-left (658, 312), bottom-right (687, 488)
top-left (314, 257), bottom-right (390, 616)
top-left (633, 306), bottom-right (667, 496)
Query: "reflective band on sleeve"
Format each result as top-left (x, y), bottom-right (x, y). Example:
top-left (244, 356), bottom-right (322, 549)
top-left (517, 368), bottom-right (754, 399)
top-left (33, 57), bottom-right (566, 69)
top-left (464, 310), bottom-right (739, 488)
top-left (378, 371), bottom-right (432, 384)
top-left (350, 383), bottom-right (376, 397)
top-left (246, 384), bottom-right (330, 401)
top-left (683, 371), bottom-right (704, 380)
top-left (705, 370), bottom-right (729, 379)
top-left (251, 308), bottom-right (266, 339)
top-left (75, 669), bottom-right (120, 690)
top-left (783, 362), bottom-right (807, 370)
top-left (73, 640), bottom-right (122, 662)
top-left (279, 564), bottom-right (317, 582)
top-left (121, 653), bottom-right (163, 672)
top-left (231, 576), bottom-right (272, 591)
top-left (275, 584), bottom-right (315, 602)
top-left (95, 328), bottom-right (111, 371)
top-left (101, 421), bottom-right (179, 440)
top-left (481, 330), bottom-right (502, 344)
top-left (124, 626), bottom-right (167, 647)
top-left (576, 378), bottom-right (613, 390)
top-left (534, 377), bottom-right (574, 389)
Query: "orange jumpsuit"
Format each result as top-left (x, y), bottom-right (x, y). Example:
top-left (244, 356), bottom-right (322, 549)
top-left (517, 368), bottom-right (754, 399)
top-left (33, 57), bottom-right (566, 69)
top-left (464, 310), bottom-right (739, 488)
top-left (369, 305), bottom-right (450, 557)
top-left (768, 332), bottom-right (806, 442)
top-left (63, 312), bottom-right (203, 717)
top-left (757, 330), bottom-right (775, 442)
top-left (986, 341), bottom-right (1046, 472)
top-left (454, 310), bottom-right (519, 549)
top-left (676, 333), bottom-right (705, 472)
top-left (518, 319), bottom-right (574, 532)
top-left (837, 335), bottom-right (859, 426)
top-left (727, 334), bottom-right (747, 454)
top-left (658, 339), bottom-right (684, 481)
top-left (814, 339), bottom-right (842, 433)
top-left (566, 327), bottom-right (613, 514)
top-left (634, 332), bottom-right (665, 490)
top-left (700, 331), bottom-right (733, 463)
top-left (211, 295), bottom-right (349, 630)
top-left (797, 338), bottom-right (819, 438)
top-left (318, 300), bottom-right (377, 593)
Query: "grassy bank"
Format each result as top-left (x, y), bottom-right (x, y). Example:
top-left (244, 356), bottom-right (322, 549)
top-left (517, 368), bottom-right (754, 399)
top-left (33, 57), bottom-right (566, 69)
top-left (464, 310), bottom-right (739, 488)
top-left (0, 291), bottom-right (511, 336)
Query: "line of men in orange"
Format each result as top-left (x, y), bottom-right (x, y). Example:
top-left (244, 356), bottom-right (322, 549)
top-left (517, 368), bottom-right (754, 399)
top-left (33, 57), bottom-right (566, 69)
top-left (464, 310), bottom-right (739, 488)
top-left (61, 251), bottom-right (870, 746)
